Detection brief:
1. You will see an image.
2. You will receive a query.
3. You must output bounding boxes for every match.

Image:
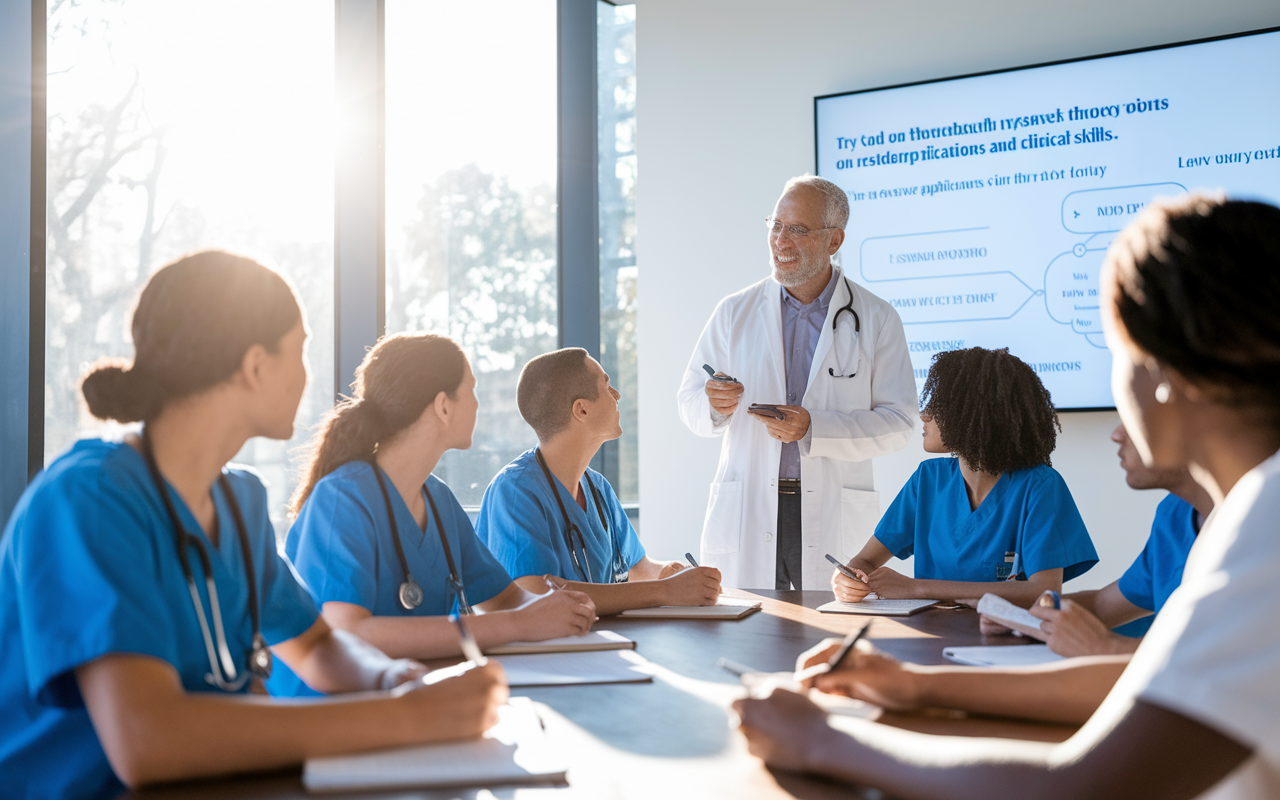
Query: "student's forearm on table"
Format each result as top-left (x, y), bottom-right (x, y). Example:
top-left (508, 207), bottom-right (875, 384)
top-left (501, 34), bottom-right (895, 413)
top-left (914, 578), bottom-right (1056, 605)
top-left (911, 657), bottom-right (1130, 725)
top-left (548, 578), bottom-right (662, 616)
top-left (341, 613), bottom-right (521, 660)
top-left (275, 622), bottom-right (392, 693)
top-left (79, 656), bottom-right (449, 789)
top-left (1063, 589), bottom-right (1100, 615)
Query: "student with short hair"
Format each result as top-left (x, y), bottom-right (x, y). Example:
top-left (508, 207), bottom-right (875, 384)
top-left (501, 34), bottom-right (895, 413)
top-left (477, 348), bottom-right (722, 615)
top-left (0, 252), bottom-right (505, 799)
top-left (833, 347), bottom-right (1098, 606)
top-left (268, 333), bottom-right (597, 697)
top-left (736, 194), bottom-right (1280, 798)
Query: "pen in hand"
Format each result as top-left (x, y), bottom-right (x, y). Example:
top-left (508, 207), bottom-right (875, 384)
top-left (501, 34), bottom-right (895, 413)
top-left (452, 613), bottom-right (487, 666)
top-left (825, 553), bottom-right (867, 585)
top-left (685, 552), bottom-right (700, 568)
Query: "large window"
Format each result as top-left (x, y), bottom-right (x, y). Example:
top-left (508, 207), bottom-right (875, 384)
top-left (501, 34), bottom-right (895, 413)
top-left (385, 0), bottom-right (558, 508)
top-left (45, 0), bottom-right (335, 536)
top-left (598, 1), bottom-right (637, 504)
top-left (29, 0), bottom-right (639, 529)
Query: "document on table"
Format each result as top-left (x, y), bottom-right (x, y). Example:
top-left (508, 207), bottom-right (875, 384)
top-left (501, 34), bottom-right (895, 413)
top-left (302, 698), bottom-right (566, 794)
top-left (943, 644), bottom-right (1064, 667)
top-left (485, 630), bottom-right (635, 656)
top-left (816, 598), bottom-right (938, 616)
top-left (617, 600), bottom-right (762, 619)
top-left (494, 649), bottom-right (654, 687)
top-left (975, 593), bottom-right (1049, 641)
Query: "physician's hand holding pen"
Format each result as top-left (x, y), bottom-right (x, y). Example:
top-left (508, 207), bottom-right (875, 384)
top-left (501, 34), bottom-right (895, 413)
top-left (703, 365), bottom-right (811, 443)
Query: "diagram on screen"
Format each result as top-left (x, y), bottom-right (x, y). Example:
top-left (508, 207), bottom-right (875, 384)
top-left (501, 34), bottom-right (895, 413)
top-left (857, 182), bottom-right (1185, 350)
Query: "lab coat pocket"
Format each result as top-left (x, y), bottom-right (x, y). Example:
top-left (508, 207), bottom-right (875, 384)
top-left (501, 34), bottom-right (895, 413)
top-left (702, 481), bottom-right (743, 555)
top-left (839, 488), bottom-right (880, 560)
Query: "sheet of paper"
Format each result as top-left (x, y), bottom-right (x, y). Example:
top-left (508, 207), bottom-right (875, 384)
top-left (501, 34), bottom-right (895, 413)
top-left (816, 598), bottom-right (938, 616)
top-left (494, 649), bottom-right (655, 687)
top-left (617, 601), bottom-right (762, 619)
top-left (302, 698), bottom-right (567, 793)
top-left (943, 644), bottom-right (1064, 667)
top-left (485, 630), bottom-right (635, 655)
top-left (975, 593), bottom-right (1049, 641)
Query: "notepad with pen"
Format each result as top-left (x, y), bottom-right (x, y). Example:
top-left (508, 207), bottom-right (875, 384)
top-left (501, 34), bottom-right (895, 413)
top-left (817, 598), bottom-right (938, 616)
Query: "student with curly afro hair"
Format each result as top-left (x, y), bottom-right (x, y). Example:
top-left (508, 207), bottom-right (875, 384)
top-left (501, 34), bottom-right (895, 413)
top-left (830, 347), bottom-right (1097, 606)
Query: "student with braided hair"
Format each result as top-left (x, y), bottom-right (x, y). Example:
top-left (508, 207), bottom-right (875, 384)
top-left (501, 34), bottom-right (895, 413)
top-left (832, 346), bottom-right (1098, 605)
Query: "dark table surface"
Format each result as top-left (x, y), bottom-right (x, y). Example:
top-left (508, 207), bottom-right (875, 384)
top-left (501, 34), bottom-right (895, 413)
top-left (129, 591), bottom-right (1076, 800)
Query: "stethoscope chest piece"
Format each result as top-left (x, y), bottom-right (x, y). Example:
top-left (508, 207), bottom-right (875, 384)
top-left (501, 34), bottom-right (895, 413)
top-left (399, 577), bottom-right (424, 610)
top-left (249, 633), bottom-right (273, 678)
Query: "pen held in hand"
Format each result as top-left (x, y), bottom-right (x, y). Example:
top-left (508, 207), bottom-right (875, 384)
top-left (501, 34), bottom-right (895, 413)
top-left (685, 552), bottom-right (700, 568)
top-left (825, 553), bottom-right (867, 585)
top-left (826, 621), bottom-right (874, 673)
top-left (451, 613), bottom-right (487, 666)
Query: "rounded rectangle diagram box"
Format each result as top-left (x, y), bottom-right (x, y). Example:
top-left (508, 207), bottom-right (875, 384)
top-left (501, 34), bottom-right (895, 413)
top-left (1061, 183), bottom-right (1185, 234)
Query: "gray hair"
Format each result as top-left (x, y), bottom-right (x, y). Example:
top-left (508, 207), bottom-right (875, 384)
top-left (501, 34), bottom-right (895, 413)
top-left (782, 174), bottom-right (850, 230)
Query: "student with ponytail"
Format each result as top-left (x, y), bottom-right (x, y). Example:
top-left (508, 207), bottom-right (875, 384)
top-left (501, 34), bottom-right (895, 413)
top-left (0, 252), bottom-right (506, 799)
top-left (269, 333), bottom-right (596, 697)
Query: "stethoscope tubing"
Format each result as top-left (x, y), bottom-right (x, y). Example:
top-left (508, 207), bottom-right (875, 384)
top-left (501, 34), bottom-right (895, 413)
top-left (534, 449), bottom-right (628, 584)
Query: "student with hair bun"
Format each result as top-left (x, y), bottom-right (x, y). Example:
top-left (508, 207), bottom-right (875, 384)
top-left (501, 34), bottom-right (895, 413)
top-left (736, 194), bottom-right (1280, 798)
top-left (269, 333), bottom-right (596, 697)
top-left (833, 346), bottom-right (1097, 605)
top-left (0, 251), bottom-right (506, 799)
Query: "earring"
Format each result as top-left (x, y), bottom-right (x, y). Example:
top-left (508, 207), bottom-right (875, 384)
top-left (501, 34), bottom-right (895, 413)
top-left (1155, 382), bottom-right (1172, 404)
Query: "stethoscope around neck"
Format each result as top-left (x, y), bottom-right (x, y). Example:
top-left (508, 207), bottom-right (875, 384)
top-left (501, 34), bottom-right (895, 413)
top-left (369, 459), bottom-right (472, 615)
top-left (140, 428), bottom-right (272, 692)
top-left (534, 448), bottom-right (629, 584)
top-left (827, 276), bottom-right (862, 379)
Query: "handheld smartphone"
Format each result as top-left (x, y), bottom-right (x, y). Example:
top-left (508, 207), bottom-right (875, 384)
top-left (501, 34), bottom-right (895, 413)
top-left (702, 363), bottom-right (739, 384)
top-left (747, 403), bottom-right (785, 421)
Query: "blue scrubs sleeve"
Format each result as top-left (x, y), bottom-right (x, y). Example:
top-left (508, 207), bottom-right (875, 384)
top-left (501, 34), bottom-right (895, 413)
top-left (16, 474), bottom-right (178, 708)
top-left (432, 478), bottom-right (511, 605)
top-left (230, 474), bottom-right (318, 645)
top-left (1117, 538), bottom-right (1158, 612)
top-left (1018, 470), bottom-right (1098, 582)
top-left (477, 475), bottom-right (563, 580)
top-left (287, 480), bottom-right (380, 611)
top-left (874, 468), bottom-right (921, 559)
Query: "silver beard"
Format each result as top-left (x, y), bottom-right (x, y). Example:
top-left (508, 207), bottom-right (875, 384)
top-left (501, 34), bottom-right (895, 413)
top-left (771, 252), bottom-right (829, 287)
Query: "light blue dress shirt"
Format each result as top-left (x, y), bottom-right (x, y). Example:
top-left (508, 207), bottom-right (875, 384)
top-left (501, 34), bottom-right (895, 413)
top-left (779, 269), bottom-right (840, 479)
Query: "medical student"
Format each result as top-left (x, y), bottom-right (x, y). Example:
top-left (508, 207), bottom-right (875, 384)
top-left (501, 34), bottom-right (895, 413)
top-left (678, 174), bottom-right (918, 591)
top-left (834, 347), bottom-right (1098, 606)
top-left (478, 348), bottom-right (722, 616)
top-left (980, 423), bottom-right (1212, 656)
top-left (268, 334), bottom-right (597, 696)
top-left (0, 252), bottom-right (505, 799)
top-left (735, 194), bottom-right (1280, 798)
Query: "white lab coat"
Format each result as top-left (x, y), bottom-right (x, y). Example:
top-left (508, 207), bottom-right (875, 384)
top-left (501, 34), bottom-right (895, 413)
top-left (677, 266), bottom-right (919, 590)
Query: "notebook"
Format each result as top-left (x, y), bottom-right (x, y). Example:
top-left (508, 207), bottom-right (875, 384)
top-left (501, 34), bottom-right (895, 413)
top-left (943, 644), bottom-right (1063, 667)
top-left (816, 598), bottom-right (938, 616)
top-left (302, 698), bottom-right (567, 793)
top-left (485, 629), bottom-right (635, 656)
top-left (494, 649), bottom-right (654, 687)
top-left (975, 593), bottom-right (1049, 641)
top-left (617, 600), bottom-right (762, 619)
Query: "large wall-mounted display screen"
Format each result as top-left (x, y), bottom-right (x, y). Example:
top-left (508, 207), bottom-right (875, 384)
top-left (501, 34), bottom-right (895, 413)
top-left (816, 28), bottom-right (1280, 409)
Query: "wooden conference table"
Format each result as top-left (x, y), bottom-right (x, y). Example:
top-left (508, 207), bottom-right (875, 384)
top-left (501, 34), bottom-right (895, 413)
top-left (129, 590), bottom-right (1077, 800)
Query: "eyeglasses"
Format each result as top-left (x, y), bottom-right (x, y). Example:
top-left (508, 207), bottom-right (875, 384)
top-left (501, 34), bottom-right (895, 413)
top-left (765, 217), bottom-right (837, 238)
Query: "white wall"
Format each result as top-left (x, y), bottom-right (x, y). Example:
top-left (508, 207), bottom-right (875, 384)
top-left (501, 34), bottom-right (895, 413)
top-left (634, 0), bottom-right (1280, 590)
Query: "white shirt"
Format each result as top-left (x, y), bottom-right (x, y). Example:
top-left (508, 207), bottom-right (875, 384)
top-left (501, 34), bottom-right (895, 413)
top-left (1072, 448), bottom-right (1280, 797)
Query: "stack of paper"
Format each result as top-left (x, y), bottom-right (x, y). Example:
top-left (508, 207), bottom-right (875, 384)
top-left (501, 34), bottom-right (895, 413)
top-left (494, 649), bottom-right (655, 687)
top-left (302, 698), bottom-right (567, 793)
top-left (618, 600), bottom-right (762, 619)
top-left (816, 598), bottom-right (937, 616)
top-left (485, 630), bottom-right (635, 655)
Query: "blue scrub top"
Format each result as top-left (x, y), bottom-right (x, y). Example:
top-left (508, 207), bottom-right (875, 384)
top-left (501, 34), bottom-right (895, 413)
top-left (476, 449), bottom-right (646, 584)
top-left (268, 462), bottom-right (512, 697)
top-left (1113, 494), bottom-right (1199, 637)
top-left (0, 439), bottom-right (318, 800)
top-left (874, 458), bottom-right (1098, 583)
